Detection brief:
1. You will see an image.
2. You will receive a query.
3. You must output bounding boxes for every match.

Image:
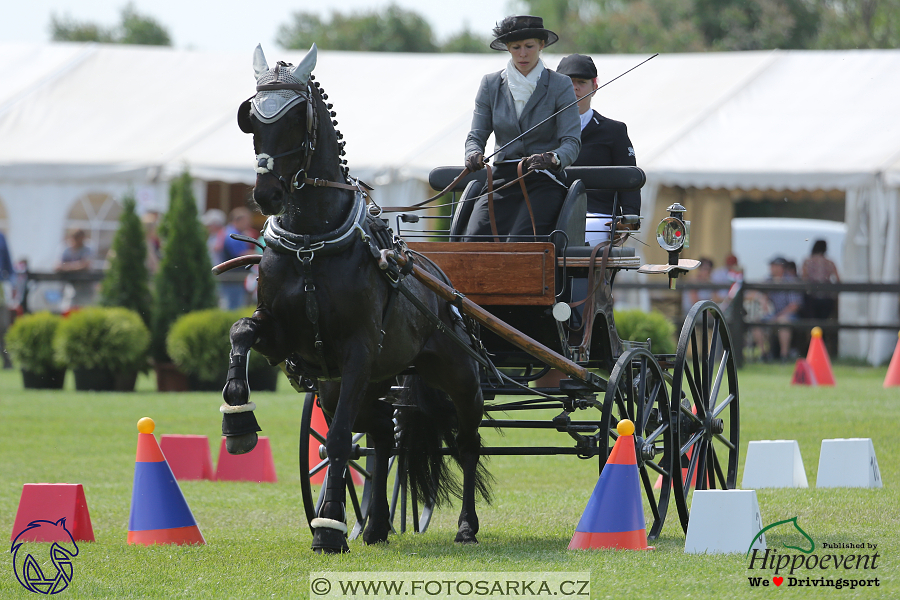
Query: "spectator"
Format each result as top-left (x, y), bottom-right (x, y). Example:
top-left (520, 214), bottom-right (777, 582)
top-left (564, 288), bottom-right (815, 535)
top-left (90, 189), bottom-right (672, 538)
top-left (201, 208), bottom-right (228, 267)
top-left (55, 229), bottom-right (92, 272)
top-left (141, 211), bottom-right (162, 274)
top-left (0, 230), bottom-right (13, 368)
top-left (682, 257), bottom-right (725, 315)
top-left (220, 207), bottom-right (256, 309)
top-left (801, 239), bottom-right (840, 320)
top-left (752, 257), bottom-right (802, 362)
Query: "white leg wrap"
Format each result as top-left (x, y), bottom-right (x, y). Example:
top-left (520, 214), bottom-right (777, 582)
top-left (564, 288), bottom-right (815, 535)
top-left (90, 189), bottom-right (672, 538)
top-left (220, 401), bottom-right (257, 414)
top-left (311, 518), bottom-right (348, 534)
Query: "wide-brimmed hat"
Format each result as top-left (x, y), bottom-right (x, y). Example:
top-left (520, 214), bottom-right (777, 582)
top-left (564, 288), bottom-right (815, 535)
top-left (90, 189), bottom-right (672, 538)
top-left (490, 16), bottom-right (559, 51)
top-left (556, 54), bottom-right (597, 79)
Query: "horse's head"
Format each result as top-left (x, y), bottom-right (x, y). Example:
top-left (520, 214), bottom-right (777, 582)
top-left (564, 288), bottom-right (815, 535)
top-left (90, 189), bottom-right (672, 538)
top-left (238, 44), bottom-right (318, 216)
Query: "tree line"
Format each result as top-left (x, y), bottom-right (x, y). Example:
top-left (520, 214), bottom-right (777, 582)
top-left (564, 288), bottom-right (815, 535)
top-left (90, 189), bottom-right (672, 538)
top-left (52, 1), bottom-right (899, 52)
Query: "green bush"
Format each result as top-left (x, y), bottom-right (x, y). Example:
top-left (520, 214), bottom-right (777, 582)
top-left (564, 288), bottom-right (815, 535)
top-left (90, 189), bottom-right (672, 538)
top-left (166, 308), bottom-right (273, 383)
top-left (151, 170), bottom-right (218, 362)
top-left (54, 307), bottom-right (150, 372)
top-left (614, 308), bottom-right (677, 355)
top-left (100, 194), bottom-right (151, 325)
top-left (5, 312), bottom-right (65, 374)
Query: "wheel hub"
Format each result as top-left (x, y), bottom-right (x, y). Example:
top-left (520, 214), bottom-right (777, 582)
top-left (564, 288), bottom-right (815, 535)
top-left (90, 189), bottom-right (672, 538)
top-left (710, 418), bottom-right (724, 435)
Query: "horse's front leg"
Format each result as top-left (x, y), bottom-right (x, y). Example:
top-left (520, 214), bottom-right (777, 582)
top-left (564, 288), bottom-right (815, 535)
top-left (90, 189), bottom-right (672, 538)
top-left (362, 397), bottom-right (394, 545)
top-left (312, 351), bottom-right (373, 554)
top-left (221, 314), bottom-right (276, 455)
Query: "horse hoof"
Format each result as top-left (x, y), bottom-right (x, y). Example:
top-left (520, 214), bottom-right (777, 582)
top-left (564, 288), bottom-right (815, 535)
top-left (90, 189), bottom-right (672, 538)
top-left (312, 527), bottom-right (349, 554)
top-left (454, 523), bottom-right (478, 544)
top-left (225, 432), bottom-right (258, 455)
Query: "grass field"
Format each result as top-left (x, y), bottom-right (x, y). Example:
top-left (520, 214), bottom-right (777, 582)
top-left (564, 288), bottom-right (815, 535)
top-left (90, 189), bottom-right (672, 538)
top-left (1, 363), bottom-right (897, 599)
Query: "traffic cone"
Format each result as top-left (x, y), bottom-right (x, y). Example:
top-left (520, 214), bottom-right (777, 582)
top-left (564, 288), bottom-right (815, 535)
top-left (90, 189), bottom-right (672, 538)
top-left (806, 327), bottom-right (835, 386)
top-left (791, 358), bottom-right (818, 386)
top-left (884, 332), bottom-right (900, 388)
top-left (128, 418), bottom-right (204, 545)
top-left (568, 420), bottom-right (651, 550)
top-left (307, 400), bottom-right (362, 485)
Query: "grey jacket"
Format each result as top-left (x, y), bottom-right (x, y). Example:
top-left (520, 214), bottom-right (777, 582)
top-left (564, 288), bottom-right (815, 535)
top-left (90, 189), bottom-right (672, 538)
top-left (465, 67), bottom-right (581, 168)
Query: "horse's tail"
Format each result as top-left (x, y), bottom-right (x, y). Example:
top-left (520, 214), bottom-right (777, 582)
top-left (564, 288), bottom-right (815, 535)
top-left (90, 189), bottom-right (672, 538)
top-left (396, 375), bottom-right (492, 507)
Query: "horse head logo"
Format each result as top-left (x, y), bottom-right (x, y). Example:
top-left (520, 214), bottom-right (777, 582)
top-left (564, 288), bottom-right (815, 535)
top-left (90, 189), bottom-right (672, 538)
top-left (11, 518), bottom-right (80, 594)
top-left (746, 516), bottom-right (815, 556)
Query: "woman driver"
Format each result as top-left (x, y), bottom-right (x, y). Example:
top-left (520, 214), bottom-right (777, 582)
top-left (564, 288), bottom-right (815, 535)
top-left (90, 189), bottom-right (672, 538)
top-left (463, 15), bottom-right (581, 242)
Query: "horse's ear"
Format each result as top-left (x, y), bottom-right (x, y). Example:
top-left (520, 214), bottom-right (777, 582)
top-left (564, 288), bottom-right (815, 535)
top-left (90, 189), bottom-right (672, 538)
top-left (292, 43), bottom-right (317, 83)
top-left (237, 99), bottom-right (253, 134)
top-left (253, 44), bottom-right (269, 79)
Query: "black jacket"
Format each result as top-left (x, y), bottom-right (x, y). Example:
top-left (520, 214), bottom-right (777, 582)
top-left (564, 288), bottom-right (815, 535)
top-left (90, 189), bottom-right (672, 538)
top-left (570, 110), bottom-right (641, 215)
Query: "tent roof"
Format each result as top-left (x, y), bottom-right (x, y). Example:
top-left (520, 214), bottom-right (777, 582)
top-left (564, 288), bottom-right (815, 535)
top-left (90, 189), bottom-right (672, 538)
top-left (1, 42), bottom-right (900, 190)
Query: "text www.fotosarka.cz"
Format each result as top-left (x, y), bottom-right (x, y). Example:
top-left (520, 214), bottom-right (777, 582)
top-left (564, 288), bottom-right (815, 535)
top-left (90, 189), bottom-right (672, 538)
top-left (309, 572), bottom-right (591, 599)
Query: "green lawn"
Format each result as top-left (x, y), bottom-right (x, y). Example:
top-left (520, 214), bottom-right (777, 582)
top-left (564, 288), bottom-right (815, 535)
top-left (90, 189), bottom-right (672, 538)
top-left (0, 364), bottom-right (896, 599)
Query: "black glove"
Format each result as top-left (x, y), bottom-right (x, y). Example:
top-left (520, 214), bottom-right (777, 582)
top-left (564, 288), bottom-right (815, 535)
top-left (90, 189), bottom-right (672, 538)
top-left (523, 152), bottom-right (558, 171)
top-left (465, 152), bottom-right (485, 172)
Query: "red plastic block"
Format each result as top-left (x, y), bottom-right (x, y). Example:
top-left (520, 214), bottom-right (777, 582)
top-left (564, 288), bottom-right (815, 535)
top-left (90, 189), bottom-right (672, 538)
top-left (159, 434), bottom-right (214, 481)
top-left (215, 436), bottom-right (277, 482)
top-left (11, 484), bottom-right (94, 542)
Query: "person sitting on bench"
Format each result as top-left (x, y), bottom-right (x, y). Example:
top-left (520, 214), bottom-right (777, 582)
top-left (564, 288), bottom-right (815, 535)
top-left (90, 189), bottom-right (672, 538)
top-left (463, 15), bottom-right (581, 242)
top-left (556, 54), bottom-right (641, 245)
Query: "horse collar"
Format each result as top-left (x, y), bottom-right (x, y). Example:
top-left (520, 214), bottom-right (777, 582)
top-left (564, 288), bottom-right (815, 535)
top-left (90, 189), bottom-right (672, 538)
top-left (263, 192), bottom-right (367, 260)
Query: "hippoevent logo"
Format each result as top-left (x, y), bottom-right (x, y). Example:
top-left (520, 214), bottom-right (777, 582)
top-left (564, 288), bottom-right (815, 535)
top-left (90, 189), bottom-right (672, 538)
top-left (11, 519), bottom-right (80, 594)
top-left (746, 517), bottom-right (880, 590)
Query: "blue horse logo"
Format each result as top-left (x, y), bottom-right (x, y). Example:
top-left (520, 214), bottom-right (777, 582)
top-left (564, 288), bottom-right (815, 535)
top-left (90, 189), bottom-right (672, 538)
top-left (11, 518), bottom-right (80, 594)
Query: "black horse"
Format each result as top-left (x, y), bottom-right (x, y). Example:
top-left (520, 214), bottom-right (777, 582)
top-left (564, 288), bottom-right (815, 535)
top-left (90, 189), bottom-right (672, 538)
top-left (222, 44), bottom-right (490, 553)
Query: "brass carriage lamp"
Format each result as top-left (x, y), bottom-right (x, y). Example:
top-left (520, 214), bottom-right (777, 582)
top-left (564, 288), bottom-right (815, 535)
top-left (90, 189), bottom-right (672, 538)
top-left (655, 203), bottom-right (691, 289)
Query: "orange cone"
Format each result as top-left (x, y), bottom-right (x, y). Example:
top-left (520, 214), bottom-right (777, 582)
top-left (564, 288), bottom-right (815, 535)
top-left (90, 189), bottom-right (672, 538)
top-left (791, 358), bottom-right (818, 386)
top-left (569, 420), bottom-right (651, 550)
top-left (128, 418), bottom-right (204, 545)
top-left (884, 332), bottom-right (900, 388)
top-left (806, 327), bottom-right (835, 386)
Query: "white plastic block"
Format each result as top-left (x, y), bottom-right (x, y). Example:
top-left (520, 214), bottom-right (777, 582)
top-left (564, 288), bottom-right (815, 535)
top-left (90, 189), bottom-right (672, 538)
top-left (816, 438), bottom-right (882, 488)
top-left (684, 490), bottom-right (766, 554)
top-left (741, 440), bottom-right (808, 488)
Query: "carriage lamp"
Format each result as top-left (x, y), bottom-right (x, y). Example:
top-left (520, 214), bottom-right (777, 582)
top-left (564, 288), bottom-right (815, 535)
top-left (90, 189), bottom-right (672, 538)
top-left (655, 203), bottom-right (692, 289)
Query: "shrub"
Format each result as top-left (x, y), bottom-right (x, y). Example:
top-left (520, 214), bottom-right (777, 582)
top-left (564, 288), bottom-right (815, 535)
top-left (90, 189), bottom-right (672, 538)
top-left (5, 312), bottom-right (65, 375)
top-left (54, 307), bottom-right (150, 372)
top-left (167, 308), bottom-right (277, 384)
top-left (613, 308), bottom-right (677, 355)
top-left (151, 170), bottom-right (217, 362)
top-left (100, 194), bottom-right (151, 325)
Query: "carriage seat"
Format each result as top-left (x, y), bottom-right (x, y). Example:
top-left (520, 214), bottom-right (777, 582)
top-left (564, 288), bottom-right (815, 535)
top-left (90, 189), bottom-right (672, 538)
top-left (428, 165), bottom-right (645, 255)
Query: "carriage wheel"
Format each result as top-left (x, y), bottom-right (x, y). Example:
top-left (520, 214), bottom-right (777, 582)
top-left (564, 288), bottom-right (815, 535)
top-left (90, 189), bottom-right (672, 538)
top-left (601, 348), bottom-right (674, 541)
top-left (299, 392), bottom-right (434, 540)
top-left (670, 301), bottom-right (740, 533)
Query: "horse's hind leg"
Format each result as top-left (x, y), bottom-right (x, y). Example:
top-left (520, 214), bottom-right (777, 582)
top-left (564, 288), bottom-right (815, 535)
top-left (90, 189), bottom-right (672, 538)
top-left (222, 312), bottom-right (281, 455)
top-left (362, 393), bottom-right (394, 545)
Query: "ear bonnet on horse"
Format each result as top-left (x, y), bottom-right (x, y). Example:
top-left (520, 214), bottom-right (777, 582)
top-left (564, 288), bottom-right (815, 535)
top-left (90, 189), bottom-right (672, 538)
top-left (238, 43), bottom-right (317, 132)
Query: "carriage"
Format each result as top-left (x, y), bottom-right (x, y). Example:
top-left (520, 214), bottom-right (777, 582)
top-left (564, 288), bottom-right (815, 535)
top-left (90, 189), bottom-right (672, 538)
top-left (286, 164), bottom-right (740, 544)
top-left (220, 43), bottom-right (739, 553)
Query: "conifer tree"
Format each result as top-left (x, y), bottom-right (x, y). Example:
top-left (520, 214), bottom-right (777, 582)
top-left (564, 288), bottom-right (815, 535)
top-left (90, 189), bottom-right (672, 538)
top-left (100, 195), bottom-right (152, 325)
top-left (151, 170), bottom-right (217, 362)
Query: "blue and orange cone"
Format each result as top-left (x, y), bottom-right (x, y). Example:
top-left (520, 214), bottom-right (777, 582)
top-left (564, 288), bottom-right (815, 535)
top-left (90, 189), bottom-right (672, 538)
top-left (568, 419), bottom-right (651, 550)
top-left (127, 418), bottom-right (205, 545)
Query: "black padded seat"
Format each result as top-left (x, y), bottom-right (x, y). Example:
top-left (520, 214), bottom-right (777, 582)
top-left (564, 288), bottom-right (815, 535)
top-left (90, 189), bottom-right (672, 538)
top-left (563, 245), bottom-right (635, 258)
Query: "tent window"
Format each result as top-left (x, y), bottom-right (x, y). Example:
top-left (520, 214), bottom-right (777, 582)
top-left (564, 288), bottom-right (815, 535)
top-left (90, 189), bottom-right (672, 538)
top-left (64, 193), bottom-right (122, 267)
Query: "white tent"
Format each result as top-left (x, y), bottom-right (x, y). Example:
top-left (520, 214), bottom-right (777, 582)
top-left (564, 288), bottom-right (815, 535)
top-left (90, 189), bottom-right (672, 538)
top-left (0, 43), bottom-right (897, 362)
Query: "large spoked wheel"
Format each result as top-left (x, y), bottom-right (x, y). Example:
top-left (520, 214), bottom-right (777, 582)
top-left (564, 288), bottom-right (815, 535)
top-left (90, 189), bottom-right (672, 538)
top-left (299, 392), bottom-right (434, 540)
top-left (670, 301), bottom-right (740, 533)
top-left (601, 348), bottom-right (674, 541)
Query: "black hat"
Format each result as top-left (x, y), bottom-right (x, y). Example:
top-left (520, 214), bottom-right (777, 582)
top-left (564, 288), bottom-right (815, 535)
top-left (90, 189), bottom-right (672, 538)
top-left (770, 256), bottom-right (788, 266)
top-left (490, 16), bottom-right (559, 51)
top-left (556, 54), bottom-right (597, 79)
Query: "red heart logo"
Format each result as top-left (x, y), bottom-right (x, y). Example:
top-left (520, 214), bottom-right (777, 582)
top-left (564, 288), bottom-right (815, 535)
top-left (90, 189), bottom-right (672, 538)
top-left (773, 577), bottom-right (783, 586)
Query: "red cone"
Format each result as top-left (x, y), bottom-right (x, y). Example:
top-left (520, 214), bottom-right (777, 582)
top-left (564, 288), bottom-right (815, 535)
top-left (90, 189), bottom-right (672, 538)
top-left (791, 358), bottom-right (818, 386)
top-left (884, 332), bottom-right (900, 388)
top-left (806, 327), bottom-right (835, 386)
